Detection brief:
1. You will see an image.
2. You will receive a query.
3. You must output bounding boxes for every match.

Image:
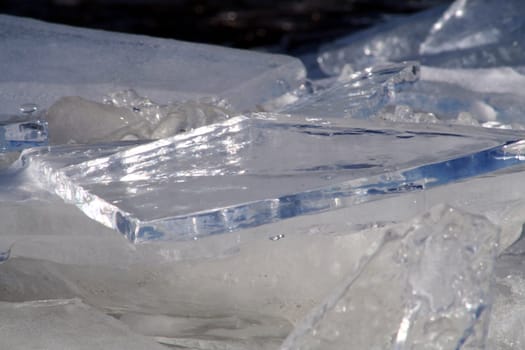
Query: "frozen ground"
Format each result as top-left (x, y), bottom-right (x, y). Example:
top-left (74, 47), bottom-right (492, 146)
top-left (2, 0), bottom-right (525, 349)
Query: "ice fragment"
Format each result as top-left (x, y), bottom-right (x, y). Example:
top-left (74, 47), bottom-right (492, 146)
top-left (282, 205), bottom-right (499, 350)
top-left (317, 6), bottom-right (447, 75)
top-left (282, 62), bottom-right (420, 118)
top-left (45, 92), bottom-right (232, 144)
top-left (420, 0), bottom-right (525, 55)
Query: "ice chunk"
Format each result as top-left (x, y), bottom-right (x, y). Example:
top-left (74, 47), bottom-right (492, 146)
top-left (419, 42), bottom-right (525, 69)
top-left (0, 299), bottom-right (168, 350)
top-left (319, 0), bottom-right (525, 74)
top-left (487, 247), bottom-right (525, 349)
top-left (375, 104), bottom-right (440, 124)
top-left (0, 246), bottom-right (9, 264)
top-left (22, 114), bottom-right (525, 242)
top-left (376, 66), bottom-right (525, 129)
top-left (46, 96), bottom-right (146, 144)
top-left (421, 66), bottom-right (525, 97)
top-left (390, 81), bottom-right (525, 128)
top-left (282, 205), bottom-right (499, 350)
top-left (0, 118), bottom-right (47, 151)
top-left (317, 6), bottom-right (446, 75)
top-left (46, 92), bottom-right (232, 144)
top-left (281, 62), bottom-right (420, 118)
top-left (0, 15), bottom-right (305, 114)
top-left (420, 0), bottom-right (525, 55)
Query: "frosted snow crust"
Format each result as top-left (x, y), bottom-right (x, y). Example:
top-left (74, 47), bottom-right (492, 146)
top-left (0, 15), bottom-right (305, 114)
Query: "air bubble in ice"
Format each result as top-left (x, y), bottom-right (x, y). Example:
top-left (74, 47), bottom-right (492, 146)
top-left (19, 103), bottom-right (38, 115)
top-left (269, 234), bottom-right (285, 241)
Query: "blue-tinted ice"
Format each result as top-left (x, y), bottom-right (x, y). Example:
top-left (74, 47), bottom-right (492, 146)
top-left (23, 114), bottom-right (525, 242)
top-left (0, 119), bottom-right (48, 152)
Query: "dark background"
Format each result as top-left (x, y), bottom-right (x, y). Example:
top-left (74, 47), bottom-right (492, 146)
top-left (1, 0), bottom-right (451, 52)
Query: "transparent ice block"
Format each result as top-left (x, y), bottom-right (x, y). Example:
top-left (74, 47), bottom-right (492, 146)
top-left (23, 113), bottom-right (525, 243)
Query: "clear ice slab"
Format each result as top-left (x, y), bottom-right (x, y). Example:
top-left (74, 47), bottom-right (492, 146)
top-left (22, 113), bottom-right (525, 243)
top-left (282, 205), bottom-right (499, 350)
top-left (0, 15), bottom-right (305, 114)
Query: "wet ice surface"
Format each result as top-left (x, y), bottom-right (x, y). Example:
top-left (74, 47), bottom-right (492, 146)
top-left (5, 0), bottom-right (525, 348)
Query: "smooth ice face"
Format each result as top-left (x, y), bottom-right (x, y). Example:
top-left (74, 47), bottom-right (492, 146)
top-left (282, 205), bottom-right (499, 350)
top-left (282, 62), bottom-right (420, 118)
top-left (0, 15), bottom-right (305, 114)
top-left (22, 113), bottom-right (525, 243)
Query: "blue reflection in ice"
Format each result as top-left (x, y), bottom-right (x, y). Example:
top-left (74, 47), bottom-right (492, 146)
top-left (0, 119), bottom-right (48, 152)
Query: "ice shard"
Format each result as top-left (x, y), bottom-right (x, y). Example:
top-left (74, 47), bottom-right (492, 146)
top-left (0, 15), bottom-right (306, 114)
top-left (282, 205), bottom-right (499, 350)
top-left (420, 0), bottom-right (525, 55)
top-left (45, 92), bottom-right (232, 144)
top-left (22, 113), bottom-right (525, 243)
top-left (281, 62), bottom-right (420, 119)
top-left (319, 0), bottom-right (525, 75)
top-left (488, 242), bottom-right (525, 349)
top-left (317, 6), bottom-right (447, 75)
top-left (388, 79), bottom-right (525, 128)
